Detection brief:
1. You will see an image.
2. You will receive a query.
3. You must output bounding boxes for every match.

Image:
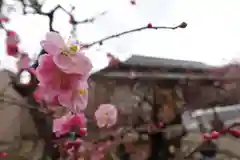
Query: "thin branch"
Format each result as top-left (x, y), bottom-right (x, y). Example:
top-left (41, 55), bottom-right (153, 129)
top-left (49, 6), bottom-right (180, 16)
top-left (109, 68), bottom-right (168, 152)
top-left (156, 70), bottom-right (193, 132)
top-left (11, 1), bottom-right (105, 32)
top-left (59, 5), bottom-right (107, 25)
top-left (87, 22), bottom-right (186, 47)
top-left (132, 82), bottom-right (153, 107)
top-left (142, 95), bottom-right (153, 107)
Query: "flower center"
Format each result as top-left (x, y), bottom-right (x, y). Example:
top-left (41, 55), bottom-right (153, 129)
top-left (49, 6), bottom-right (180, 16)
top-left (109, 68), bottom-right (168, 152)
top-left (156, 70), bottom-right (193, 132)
top-left (79, 89), bottom-right (86, 95)
top-left (69, 45), bottom-right (79, 53)
top-left (61, 45), bottom-right (79, 56)
top-left (104, 113), bottom-right (108, 120)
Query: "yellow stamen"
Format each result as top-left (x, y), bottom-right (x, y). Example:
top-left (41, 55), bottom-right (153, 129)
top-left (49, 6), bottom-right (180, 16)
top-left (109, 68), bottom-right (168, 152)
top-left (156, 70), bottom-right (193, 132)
top-left (69, 45), bottom-right (79, 54)
top-left (79, 89), bottom-right (86, 95)
top-left (61, 51), bottom-right (68, 56)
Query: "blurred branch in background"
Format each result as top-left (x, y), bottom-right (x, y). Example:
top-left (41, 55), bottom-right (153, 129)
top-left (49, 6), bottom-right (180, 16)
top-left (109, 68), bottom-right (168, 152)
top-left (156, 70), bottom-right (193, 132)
top-left (12, 0), bottom-right (107, 32)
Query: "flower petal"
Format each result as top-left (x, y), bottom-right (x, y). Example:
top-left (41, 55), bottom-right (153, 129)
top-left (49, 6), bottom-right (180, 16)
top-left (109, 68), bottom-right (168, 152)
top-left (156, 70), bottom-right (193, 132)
top-left (58, 91), bottom-right (73, 109)
top-left (70, 53), bottom-right (93, 75)
top-left (53, 54), bottom-right (72, 70)
top-left (36, 54), bottom-right (54, 83)
top-left (95, 104), bottom-right (118, 128)
top-left (45, 32), bottom-right (65, 49)
top-left (40, 40), bottom-right (61, 55)
top-left (53, 53), bottom-right (93, 75)
top-left (53, 113), bottom-right (72, 134)
top-left (74, 91), bottom-right (88, 112)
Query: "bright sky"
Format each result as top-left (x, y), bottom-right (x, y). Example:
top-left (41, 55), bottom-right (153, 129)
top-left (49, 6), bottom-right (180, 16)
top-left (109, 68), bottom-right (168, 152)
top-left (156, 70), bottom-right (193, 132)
top-left (0, 0), bottom-right (240, 72)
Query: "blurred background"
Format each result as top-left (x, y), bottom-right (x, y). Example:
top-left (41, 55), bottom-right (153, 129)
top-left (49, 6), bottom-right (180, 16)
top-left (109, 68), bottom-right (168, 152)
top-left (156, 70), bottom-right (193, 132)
top-left (1, 0), bottom-right (240, 72)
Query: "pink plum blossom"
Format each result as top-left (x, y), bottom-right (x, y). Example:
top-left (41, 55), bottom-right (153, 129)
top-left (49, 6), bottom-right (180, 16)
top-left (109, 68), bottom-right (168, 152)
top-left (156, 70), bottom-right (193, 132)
top-left (89, 141), bottom-right (112, 160)
top-left (16, 53), bottom-right (30, 70)
top-left (40, 32), bottom-right (93, 75)
top-left (6, 30), bottom-right (20, 57)
top-left (36, 54), bottom-right (82, 102)
top-left (53, 112), bottom-right (87, 136)
top-left (95, 104), bottom-right (118, 128)
top-left (33, 87), bottom-right (59, 105)
top-left (58, 81), bottom-right (89, 113)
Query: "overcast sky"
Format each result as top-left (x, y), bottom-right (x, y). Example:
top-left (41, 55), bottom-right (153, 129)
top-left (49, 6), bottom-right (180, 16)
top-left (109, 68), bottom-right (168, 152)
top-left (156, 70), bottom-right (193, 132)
top-left (0, 0), bottom-right (240, 72)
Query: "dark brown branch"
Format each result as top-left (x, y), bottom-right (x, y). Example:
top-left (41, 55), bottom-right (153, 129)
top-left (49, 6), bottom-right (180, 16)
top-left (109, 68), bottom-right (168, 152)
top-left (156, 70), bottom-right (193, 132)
top-left (0, 0), bottom-right (7, 31)
top-left (11, 1), bottom-right (105, 32)
top-left (87, 22), bottom-right (187, 47)
top-left (142, 95), bottom-right (153, 107)
top-left (58, 5), bottom-right (107, 25)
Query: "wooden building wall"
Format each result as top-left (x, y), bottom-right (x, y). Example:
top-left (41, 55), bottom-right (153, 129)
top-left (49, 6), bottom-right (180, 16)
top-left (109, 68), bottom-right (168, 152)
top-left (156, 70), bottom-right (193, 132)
top-left (86, 79), bottom-right (152, 128)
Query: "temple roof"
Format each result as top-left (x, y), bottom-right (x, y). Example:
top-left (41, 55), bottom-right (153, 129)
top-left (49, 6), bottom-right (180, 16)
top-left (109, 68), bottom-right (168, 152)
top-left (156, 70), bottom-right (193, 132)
top-left (120, 55), bottom-right (212, 70)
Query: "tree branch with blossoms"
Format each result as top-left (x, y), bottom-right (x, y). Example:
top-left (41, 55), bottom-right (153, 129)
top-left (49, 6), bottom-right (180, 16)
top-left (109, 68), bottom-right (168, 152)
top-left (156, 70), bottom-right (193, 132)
top-left (0, 1), bottom-right (189, 159)
top-left (31, 31), bottom-right (178, 159)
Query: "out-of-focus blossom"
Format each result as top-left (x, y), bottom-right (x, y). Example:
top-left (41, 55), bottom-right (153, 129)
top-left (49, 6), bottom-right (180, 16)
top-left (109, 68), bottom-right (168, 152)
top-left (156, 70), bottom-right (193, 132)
top-left (16, 53), bottom-right (30, 70)
top-left (64, 139), bottom-right (83, 149)
top-left (90, 141), bottom-right (112, 160)
top-left (40, 32), bottom-right (92, 75)
top-left (106, 53), bottom-right (120, 66)
top-left (0, 13), bottom-right (9, 22)
top-left (6, 30), bottom-right (20, 57)
top-left (90, 151), bottom-right (104, 160)
top-left (53, 112), bottom-right (87, 136)
top-left (58, 81), bottom-right (89, 113)
top-left (130, 0), bottom-right (136, 5)
top-left (0, 152), bottom-right (8, 158)
top-left (95, 104), bottom-right (118, 128)
top-left (36, 54), bottom-right (82, 102)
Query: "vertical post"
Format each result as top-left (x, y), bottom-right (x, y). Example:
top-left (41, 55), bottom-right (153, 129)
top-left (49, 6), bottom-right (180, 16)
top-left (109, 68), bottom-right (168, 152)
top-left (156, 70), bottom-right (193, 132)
top-left (152, 85), bottom-right (158, 125)
top-left (148, 85), bottom-right (166, 160)
top-left (211, 107), bottom-right (224, 132)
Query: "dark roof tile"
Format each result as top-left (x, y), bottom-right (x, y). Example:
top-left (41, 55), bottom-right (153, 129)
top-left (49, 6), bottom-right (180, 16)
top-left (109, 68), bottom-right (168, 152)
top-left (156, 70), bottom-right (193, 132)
top-left (123, 55), bottom-right (212, 70)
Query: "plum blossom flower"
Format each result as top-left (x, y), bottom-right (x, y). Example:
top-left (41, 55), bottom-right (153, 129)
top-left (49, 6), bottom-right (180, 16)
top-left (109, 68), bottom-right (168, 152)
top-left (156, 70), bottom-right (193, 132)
top-left (89, 141), bottom-right (113, 160)
top-left (16, 53), bottom-right (31, 70)
top-left (53, 112), bottom-right (87, 137)
top-left (36, 54), bottom-right (82, 102)
top-left (40, 32), bottom-right (92, 75)
top-left (33, 87), bottom-right (60, 105)
top-left (95, 104), bottom-right (118, 128)
top-left (90, 151), bottom-right (104, 160)
top-left (58, 81), bottom-right (89, 113)
top-left (106, 53), bottom-right (120, 66)
top-left (6, 30), bottom-right (20, 57)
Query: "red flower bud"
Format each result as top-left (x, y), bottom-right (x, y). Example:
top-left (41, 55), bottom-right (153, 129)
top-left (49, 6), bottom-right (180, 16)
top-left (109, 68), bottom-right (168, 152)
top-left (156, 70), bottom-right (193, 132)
top-left (65, 140), bottom-right (82, 149)
top-left (0, 152), bottom-right (8, 157)
top-left (130, 0), bottom-right (136, 5)
top-left (7, 45), bottom-right (19, 57)
top-left (147, 23), bottom-right (153, 28)
top-left (0, 13), bottom-right (9, 23)
top-left (79, 128), bottom-right (87, 136)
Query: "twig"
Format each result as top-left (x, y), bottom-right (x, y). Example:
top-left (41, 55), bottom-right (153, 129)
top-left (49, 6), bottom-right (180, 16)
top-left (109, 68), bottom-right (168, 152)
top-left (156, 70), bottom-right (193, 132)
top-left (87, 23), bottom-right (185, 47)
top-left (184, 122), bottom-right (240, 158)
top-left (58, 5), bottom-right (107, 25)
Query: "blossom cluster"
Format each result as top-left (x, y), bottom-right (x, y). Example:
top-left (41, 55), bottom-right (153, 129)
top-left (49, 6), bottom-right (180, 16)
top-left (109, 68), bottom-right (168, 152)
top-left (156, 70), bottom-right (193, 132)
top-left (34, 32), bottom-right (118, 158)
